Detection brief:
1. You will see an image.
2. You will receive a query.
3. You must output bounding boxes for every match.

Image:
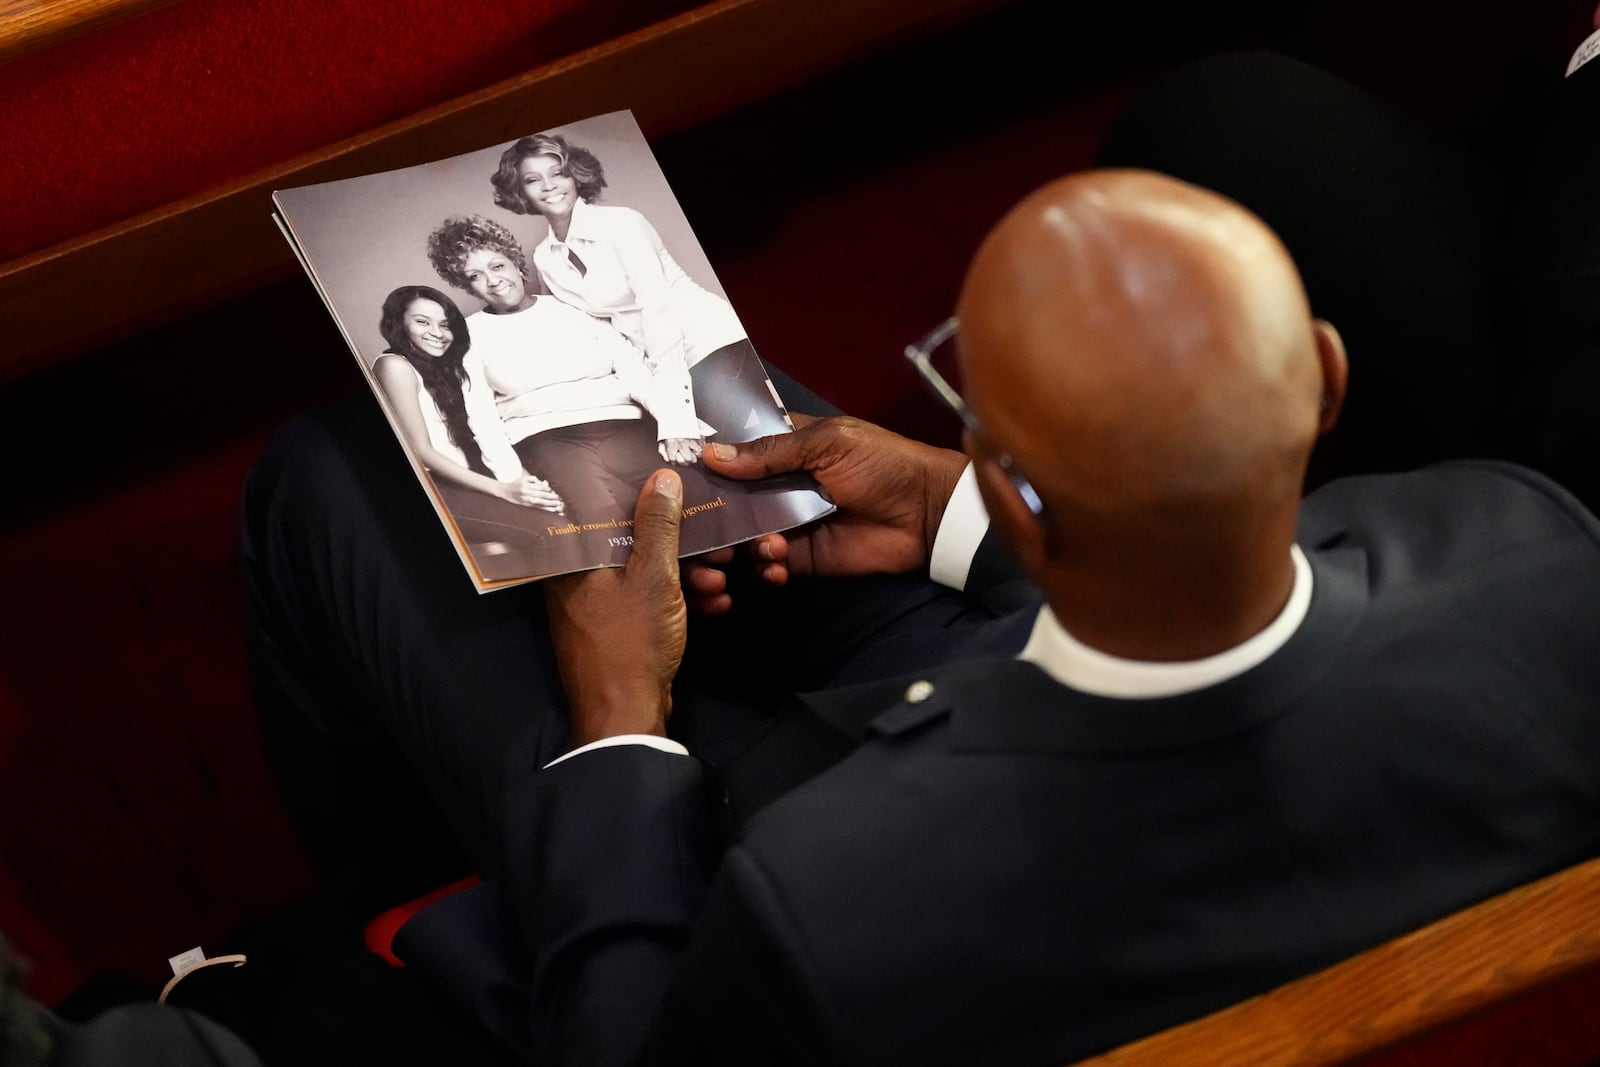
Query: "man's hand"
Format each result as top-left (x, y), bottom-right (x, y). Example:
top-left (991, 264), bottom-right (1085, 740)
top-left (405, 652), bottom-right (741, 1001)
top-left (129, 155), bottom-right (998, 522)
top-left (544, 470), bottom-right (688, 745)
top-left (684, 414), bottom-right (967, 613)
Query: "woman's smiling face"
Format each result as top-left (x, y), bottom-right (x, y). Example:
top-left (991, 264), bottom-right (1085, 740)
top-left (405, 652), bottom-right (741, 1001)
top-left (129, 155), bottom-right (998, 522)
top-left (518, 153), bottom-right (578, 221)
top-left (460, 247), bottom-right (529, 312)
top-left (403, 297), bottom-right (453, 357)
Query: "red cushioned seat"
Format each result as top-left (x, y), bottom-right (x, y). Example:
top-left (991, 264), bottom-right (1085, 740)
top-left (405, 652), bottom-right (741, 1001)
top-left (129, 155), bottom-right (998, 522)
top-left (362, 875), bottom-right (481, 968)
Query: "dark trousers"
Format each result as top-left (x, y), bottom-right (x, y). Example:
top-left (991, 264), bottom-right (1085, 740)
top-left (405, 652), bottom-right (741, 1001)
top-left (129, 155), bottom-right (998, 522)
top-left (242, 367), bottom-right (996, 904)
top-left (243, 53), bottom-right (1600, 909)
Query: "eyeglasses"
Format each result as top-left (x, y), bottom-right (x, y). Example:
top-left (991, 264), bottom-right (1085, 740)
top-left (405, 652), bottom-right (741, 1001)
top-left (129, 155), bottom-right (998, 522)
top-left (903, 317), bottom-right (1044, 516)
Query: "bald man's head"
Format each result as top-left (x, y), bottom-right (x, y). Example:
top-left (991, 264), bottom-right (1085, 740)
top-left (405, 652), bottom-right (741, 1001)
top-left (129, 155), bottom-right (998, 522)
top-left (957, 169), bottom-right (1336, 549)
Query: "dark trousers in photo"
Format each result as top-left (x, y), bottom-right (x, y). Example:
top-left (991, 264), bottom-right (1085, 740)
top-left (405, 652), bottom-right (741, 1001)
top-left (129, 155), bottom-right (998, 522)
top-left (690, 339), bottom-right (793, 444)
top-left (513, 415), bottom-right (759, 559)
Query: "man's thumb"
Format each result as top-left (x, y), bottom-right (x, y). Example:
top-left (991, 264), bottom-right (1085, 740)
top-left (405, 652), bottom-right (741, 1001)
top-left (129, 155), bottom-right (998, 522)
top-left (629, 469), bottom-right (683, 571)
top-left (703, 427), bottom-right (808, 479)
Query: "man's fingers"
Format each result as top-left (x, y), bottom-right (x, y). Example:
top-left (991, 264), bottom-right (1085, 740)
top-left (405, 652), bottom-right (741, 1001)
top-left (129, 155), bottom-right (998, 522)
top-left (683, 562), bottom-right (727, 596)
top-left (703, 418), bottom-right (838, 479)
top-left (783, 532), bottom-right (816, 579)
top-left (746, 533), bottom-right (788, 564)
top-left (629, 469), bottom-right (683, 575)
top-left (689, 591), bottom-right (734, 617)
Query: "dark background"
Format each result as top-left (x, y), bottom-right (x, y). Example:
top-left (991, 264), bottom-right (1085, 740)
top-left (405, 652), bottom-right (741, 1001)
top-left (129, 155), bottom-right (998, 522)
top-left (1, 0), bottom-right (1594, 1061)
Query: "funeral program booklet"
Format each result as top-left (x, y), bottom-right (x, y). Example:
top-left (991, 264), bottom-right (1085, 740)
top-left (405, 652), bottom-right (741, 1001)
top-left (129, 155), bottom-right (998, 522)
top-left (273, 109), bottom-right (834, 591)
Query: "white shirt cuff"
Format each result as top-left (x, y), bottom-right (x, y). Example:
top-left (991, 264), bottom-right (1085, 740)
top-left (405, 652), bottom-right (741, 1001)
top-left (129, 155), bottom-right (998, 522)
top-left (928, 463), bottom-right (991, 590)
top-left (542, 734), bottom-right (690, 769)
top-left (1570, 27), bottom-right (1600, 76)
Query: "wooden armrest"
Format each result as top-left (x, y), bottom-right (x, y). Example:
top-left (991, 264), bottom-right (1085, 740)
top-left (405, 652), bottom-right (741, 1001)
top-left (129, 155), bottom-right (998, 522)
top-left (1071, 855), bottom-right (1600, 1066)
top-left (0, 0), bottom-right (1010, 384)
top-left (0, 0), bottom-right (181, 62)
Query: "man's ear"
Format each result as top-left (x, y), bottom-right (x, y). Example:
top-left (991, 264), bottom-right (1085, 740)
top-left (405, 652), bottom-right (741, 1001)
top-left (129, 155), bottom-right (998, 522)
top-left (1312, 319), bottom-right (1349, 435)
top-left (966, 433), bottom-right (1049, 574)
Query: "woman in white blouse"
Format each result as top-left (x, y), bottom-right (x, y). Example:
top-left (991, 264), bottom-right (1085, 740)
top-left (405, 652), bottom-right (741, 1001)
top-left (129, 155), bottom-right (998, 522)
top-left (424, 215), bottom-right (750, 534)
top-left (488, 133), bottom-right (792, 464)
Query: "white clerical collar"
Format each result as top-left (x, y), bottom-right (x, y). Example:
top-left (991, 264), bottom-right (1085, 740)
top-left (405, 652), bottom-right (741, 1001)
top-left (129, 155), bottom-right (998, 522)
top-left (1018, 545), bottom-right (1313, 699)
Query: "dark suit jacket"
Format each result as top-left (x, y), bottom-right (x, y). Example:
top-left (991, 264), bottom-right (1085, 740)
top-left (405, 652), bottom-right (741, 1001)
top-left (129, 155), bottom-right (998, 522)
top-left (40, 1005), bottom-right (261, 1066)
top-left (483, 461), bottom-right (1600, 1066)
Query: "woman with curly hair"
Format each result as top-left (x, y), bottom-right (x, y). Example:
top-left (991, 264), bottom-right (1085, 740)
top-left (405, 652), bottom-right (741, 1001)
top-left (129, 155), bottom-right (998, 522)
top-left (490, 133), bottom-right (791, 461)
top-left (425, 213), bottom-right (744, 534)
top-left (372, 284), bottom-right (564, 512)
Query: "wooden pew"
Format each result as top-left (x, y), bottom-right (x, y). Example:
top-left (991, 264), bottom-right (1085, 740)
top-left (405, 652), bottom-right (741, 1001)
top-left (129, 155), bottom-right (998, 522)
top-left (1073, 855), bottom-right (1600, 1066)
top-left (0, 0), bottom-right (1013, 384)
top-left (0, 0), bottom-right (184, 61)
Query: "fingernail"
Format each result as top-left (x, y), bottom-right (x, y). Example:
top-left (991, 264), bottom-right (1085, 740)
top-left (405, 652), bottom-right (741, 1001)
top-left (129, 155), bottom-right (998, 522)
top-left (708, 442), bottom-right (735, 461)
top-left (755, 540), bottom-right (772, 560)
top-left (656, 471), bottom-right (682, 500)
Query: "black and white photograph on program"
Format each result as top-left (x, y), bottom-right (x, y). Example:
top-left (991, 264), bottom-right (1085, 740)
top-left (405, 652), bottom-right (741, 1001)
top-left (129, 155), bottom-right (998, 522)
top-left (272, 109), bottom-right (832, 590)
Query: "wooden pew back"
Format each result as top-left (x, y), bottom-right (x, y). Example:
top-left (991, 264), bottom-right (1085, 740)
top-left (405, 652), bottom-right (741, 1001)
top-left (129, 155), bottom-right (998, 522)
top-left (1073, 855), bottom-right (1600, 1066)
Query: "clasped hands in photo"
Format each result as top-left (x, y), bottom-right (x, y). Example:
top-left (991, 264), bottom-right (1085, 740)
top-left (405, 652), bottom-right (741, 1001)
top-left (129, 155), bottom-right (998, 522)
top-left (543, 413), bottom-right (968, 747)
